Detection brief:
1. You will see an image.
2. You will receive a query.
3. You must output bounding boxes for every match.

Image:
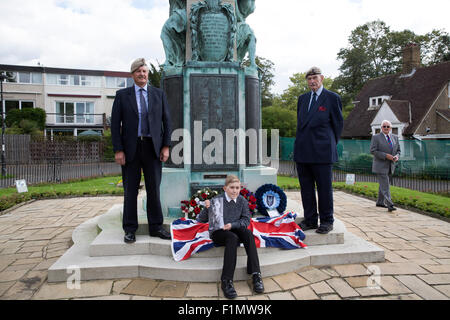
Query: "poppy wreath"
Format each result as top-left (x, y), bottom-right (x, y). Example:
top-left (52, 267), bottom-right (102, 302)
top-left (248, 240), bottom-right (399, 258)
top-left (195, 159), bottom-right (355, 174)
top-left (255, 184), bottom-right (287, 217)
top-left (240, 187), bottom-right (258, 215)
top-left (180, 187), bottom-right (219, 219)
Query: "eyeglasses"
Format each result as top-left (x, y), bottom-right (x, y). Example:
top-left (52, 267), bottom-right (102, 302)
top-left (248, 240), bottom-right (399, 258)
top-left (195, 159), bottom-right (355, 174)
top-left (382, 126), bottom-right (391, 128)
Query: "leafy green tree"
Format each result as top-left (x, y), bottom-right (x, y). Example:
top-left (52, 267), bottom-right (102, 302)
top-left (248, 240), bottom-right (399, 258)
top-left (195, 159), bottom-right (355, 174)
top-left (148, 62), bottom-right (162, 88)
top-left (243, 56), bottom-right (276, 107)
top-left (262, 106), bottom-right (297, 137)
top-left (334, 20), bottom-right (450, 102)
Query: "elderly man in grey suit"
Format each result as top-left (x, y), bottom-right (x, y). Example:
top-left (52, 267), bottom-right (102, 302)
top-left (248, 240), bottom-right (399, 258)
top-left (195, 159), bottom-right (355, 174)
top-left (370, 120), bottom-right (401, 212)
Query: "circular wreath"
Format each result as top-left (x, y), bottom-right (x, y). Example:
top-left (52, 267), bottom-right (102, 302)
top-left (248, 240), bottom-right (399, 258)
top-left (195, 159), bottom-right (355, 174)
top-left (255, 184), bottom-right (287, 217)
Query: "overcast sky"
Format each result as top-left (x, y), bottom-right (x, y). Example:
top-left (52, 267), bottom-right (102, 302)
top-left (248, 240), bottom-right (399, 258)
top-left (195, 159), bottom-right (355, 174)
top-left (0, 0), bottom-right (448, 94)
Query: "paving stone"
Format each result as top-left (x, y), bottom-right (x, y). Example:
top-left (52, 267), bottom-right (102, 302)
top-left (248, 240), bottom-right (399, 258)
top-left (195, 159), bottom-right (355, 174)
top-left (32, 280), bottom-right (114, 300)
top-left (333, 264), bottom-right (368, 277)
top-left (267, 292), bottom-right (295, 300)
top-left (396, 276), bottom-right (447, 300)
top-left (186, 282), bottom-right (218, 297)
top-left (421, 265), bottom-right (450, 274)
top-left (0, 282), bottom-right (15, 297)
top-left (297, 268), bottom-right (331, 283)
top-left (74, 295), bottom-right (132, 300)
top-left (272, 272), bottom-right (309, 290)
top-left (320, 294), bottom-right (341, 300)
top-left (310, 281), bottom-right (335, 295)
top-left (291, 286), bottom-right (319, 300)
top-left (345, 276), bottom-right (370, 288)
top-left (379, 276), bottom-right (412, 295)
top-left (112, 280), bottom-right (132, 294)
top-left (247, 295), bottom-right (269, 300)
top-left (326, 278), bottom-right (359, 298)
top-left (355, 286), bottom-right (387, 297)
top-left (152, 281), bottom-right (188, 298)
top-left (232, 281), bottom-right (253, 297)
top-left (363, 262), bottom-right (428, 275)
top-left (255, 278), bottom-right (281, 293)
top-left (383, 250), bottom-right (408, 263)
top-left (121, 279), bottom-right (159, 296)
top-left (434, 285), bottom-right (450, 297)
top-left (396, 250), bottom-right (434, 260)
top-left (418, 274), bottom-right (450, 285)
top-left (0, 270), bottom-right (28, 282)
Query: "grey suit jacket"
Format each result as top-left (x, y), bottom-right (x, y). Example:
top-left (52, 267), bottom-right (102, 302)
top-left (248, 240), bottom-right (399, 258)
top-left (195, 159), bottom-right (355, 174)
top-left (370, 133), bottom-right (401, 174)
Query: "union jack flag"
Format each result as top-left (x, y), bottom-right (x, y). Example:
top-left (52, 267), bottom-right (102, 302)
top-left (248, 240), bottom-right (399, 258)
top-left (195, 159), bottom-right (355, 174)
top-left (171, 212), bottom-right (307, 262)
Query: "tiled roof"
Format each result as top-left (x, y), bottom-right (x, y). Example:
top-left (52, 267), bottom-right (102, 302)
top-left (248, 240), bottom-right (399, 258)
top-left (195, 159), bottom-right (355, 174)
top-left (342, 61), bottom-right (450, 138)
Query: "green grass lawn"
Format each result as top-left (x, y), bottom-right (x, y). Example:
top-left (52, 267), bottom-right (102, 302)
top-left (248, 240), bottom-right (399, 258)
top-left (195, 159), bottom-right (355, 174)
top-left (277, 175), bottom-right (450, 218)
top-left (0, 175), bottom-right (124, 212)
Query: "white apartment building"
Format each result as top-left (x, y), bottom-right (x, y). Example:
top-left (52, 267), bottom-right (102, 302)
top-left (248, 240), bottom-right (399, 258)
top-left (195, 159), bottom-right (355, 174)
top-left (0, 64), bottom-right (133, 137)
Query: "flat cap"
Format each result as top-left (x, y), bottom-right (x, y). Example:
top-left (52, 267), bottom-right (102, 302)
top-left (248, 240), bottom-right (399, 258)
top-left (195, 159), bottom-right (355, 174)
top-left (305, 66), bottom-right (322, 78)
top-left (130, 58), bottom-right (148, 73)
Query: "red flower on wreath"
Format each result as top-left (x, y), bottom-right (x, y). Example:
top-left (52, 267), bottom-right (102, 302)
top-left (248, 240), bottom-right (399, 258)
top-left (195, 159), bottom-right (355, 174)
top-left (241, 187), bottom-right (257, 215)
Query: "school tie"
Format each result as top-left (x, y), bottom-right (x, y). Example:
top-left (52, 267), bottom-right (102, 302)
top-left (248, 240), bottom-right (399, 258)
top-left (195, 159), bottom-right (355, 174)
top-left (139, 88), bottom-right (149, 137)
top-left (308, 92), bottom-right (317, 112)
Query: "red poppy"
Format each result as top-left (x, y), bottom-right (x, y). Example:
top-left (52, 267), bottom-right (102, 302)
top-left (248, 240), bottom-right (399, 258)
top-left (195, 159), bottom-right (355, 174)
top-left (190, 199), bottom-right (197, 206)
top-left (201, 193), bottom-right (208, 200)
top-left (249, 195), bottom-right (256, 203)
top-left (249, 204), bottom-right (257, 211)
top-left (194, 207), bottom-right (201, 214)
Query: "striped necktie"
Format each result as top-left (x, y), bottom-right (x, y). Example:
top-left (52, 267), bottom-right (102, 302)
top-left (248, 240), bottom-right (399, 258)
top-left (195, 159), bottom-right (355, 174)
top-left (139, 88), bottom-right (149, 136)
top-left (386, 134), bottom-right (393, 149)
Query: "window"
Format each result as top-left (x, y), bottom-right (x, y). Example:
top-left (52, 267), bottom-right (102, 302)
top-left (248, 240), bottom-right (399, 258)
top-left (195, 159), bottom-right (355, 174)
top-left (368, 95), bottom-right (391, 110)
top-left (58, 75), bottom-right (69, 86)
top-left (2, 72), bottom-right (42, 84)
top-left (56, 101), bottom-right (94, 124)
top-left (2, 100), bottom-right (35, 114)
top-left (47, 74), bottom-right (100, 87)
top-left (106, 77), bottom-right (129, 88)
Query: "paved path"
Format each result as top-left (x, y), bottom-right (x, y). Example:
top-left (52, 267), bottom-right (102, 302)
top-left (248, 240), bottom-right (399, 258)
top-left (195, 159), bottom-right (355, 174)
top-left (0, 192), bottom-right (449, 300)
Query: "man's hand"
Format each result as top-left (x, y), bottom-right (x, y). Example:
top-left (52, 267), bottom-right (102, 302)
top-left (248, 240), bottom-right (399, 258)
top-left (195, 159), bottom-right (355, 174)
top-left (223, 223), bottom-right (232, 231)
top-left (115, 151), bottom-right (126, 166)
top-left (160, 146), bottom-right (170, 162)
top-left (386, 154), bottom-right (394, 161)
top-left (393, 155), bottom-right (399, 163)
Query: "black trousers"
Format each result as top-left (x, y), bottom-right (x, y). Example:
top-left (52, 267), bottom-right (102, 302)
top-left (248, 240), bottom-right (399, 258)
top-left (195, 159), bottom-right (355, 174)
top-left (211, 228), bottom-right (261, 281)
top-left (296, 163), bottom-right (334, 226)
top-left (122, 138), bottom-right (163, 234)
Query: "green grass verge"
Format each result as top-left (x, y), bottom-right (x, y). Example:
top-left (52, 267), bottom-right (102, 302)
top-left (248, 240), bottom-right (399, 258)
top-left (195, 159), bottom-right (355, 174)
top-left (0, 176), bottom-right (124, 212)
top-left (277, 175), bottom-right (450, 219)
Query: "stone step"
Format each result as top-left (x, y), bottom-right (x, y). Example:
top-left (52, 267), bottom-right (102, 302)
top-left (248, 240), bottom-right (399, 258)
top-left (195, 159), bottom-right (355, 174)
top-left (89, 218), bottom-right (345, 258)
top-left (48, 206), bottom-right (385, 283)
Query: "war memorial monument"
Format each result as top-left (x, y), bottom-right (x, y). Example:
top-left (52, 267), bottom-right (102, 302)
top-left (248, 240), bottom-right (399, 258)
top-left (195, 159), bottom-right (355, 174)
top-left (47, 0), bottom-right (384, 284)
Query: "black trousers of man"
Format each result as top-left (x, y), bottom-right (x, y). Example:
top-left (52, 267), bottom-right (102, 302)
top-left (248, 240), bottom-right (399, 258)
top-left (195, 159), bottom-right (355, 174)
top-left (122, 137), bottom-right (163, 234)
top-left (296, 163), bottom-right (334, 226)
top-left (211, 227), bottom-right (261, 281)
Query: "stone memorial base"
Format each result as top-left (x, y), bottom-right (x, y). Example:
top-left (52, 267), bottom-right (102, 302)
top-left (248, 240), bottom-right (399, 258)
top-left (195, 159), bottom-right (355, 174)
top-left (47, 194), bottom-right (384, 283)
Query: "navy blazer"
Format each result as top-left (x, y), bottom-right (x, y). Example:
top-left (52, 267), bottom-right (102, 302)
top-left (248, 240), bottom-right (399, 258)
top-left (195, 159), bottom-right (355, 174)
top-left (111, 85), bottom-right (172, 162)
top-left (293, 88), bottom-right (343, 164)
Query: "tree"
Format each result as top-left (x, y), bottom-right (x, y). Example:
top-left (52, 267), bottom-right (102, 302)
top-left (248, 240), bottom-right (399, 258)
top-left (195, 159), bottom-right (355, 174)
top-left (148, 62), bottom-right (162, 88)
top-left (243, 56), bottom-right (276, 107)
top-left (334, 20), bottom-right (450, 102)
top-left (262, 106), bottom-right (296, 137)
top-left (278, 72), bottom-right (334, 111)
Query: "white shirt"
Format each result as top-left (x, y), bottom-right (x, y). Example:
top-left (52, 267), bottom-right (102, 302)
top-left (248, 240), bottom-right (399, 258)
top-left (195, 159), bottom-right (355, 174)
top-left (224, 193), bottom-right (238, 203)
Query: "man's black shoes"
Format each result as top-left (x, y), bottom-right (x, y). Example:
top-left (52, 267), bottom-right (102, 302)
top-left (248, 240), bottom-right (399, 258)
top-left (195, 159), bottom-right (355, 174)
top-left (376, 203), bottom-right (387, 208)
top-left (221, 280), bottom-right (237, 299)
top-left (299, 221), bottom-right (318, 231)
top-left (150, 228), bottom-right (172, 240)
top-left (388, 206), bottom-right (397, 212)
top-left (316, 224), bottom-right (333, 234)
top-left (124, 232), bottom-right (136, 244)
top-left (252, 273), bottom-right (264, 294)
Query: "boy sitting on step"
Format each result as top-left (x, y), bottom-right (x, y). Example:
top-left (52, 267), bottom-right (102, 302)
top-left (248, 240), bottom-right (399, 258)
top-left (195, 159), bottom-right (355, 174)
top-left (196, 175), bottom-right (264, 299)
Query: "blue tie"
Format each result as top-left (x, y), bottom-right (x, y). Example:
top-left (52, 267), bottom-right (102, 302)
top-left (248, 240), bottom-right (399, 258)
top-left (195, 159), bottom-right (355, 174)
top-left (308, 92), bottom-right (317, 112)
top-left (139, 88), bottom-right (149, 137)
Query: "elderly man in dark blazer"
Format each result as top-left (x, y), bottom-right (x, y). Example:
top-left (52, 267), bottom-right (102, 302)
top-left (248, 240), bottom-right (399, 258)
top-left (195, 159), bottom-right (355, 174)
top-left (370, 120), bottom-right (401, 212)
top-left (294, 67), bottom-right (343, 234)
top-left (111, 58), bottom-right (172, 243)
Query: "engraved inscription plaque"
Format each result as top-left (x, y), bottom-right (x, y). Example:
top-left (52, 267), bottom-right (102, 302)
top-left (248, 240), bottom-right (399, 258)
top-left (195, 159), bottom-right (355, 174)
top-left (199, 11), bottom-right (230, 61)
top-left (190, 74), bottom-right (238, 171)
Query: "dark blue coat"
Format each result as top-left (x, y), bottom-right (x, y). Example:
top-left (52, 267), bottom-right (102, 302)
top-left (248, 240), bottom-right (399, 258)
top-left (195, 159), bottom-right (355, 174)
top-left (111, 85), bottom-right (172, 162)
top-left (293, 88), bottom-right (343, 164)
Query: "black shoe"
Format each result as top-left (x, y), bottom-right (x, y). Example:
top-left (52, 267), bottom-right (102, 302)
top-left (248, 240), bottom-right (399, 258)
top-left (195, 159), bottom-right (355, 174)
top-left (221, 280), bottom-right (237, 299)
top-left (316, 224), bottom-right (333, 234)
top-left (252, 273), bottom-right (264, 294)
top-left (388, 206), bottom-right (397, 212)
top-left (150, 228), bottom-right (172, 240)
top-left (376, 203), bottom-right (387, 208)
top-left (299, 220), bottom-right (318, 231)
top-left (124, 232), bottom-right (136, 243)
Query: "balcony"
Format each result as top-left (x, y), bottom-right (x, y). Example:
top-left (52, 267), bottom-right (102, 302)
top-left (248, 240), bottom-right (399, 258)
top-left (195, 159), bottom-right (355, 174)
top-left (46, 113), bottom-right (107, 128)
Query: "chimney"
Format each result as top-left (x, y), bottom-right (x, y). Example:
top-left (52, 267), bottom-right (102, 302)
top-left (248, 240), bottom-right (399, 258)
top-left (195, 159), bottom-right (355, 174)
top-left (402, 43), bottom-right (421, 74)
